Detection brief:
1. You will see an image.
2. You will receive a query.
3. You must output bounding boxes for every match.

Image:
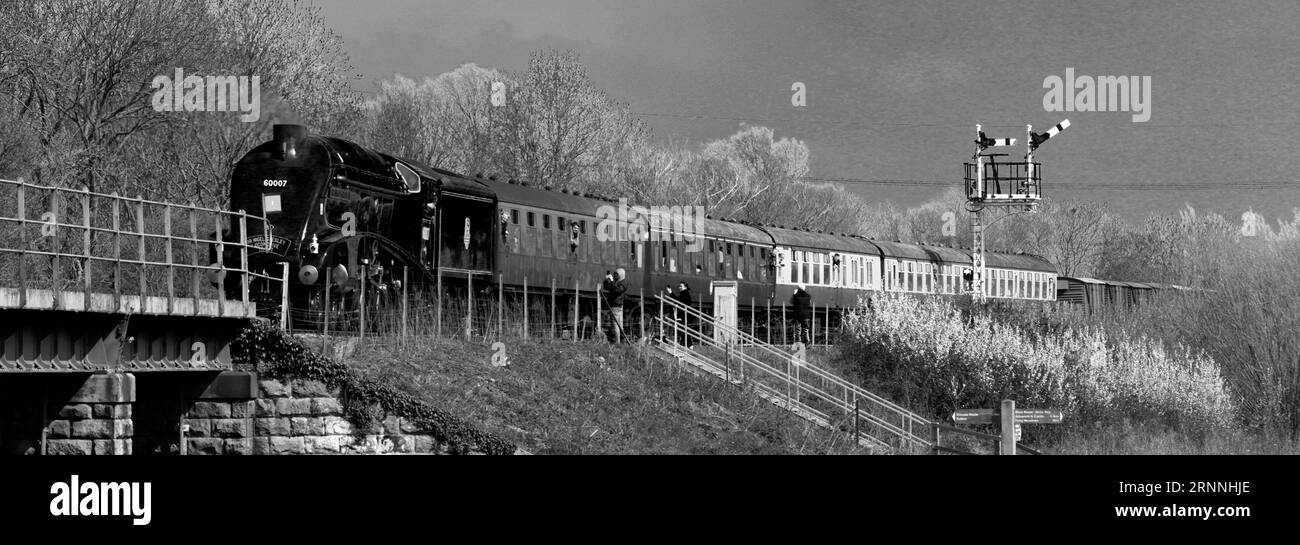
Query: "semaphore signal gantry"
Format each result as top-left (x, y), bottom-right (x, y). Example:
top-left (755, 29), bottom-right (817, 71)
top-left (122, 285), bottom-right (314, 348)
top-left (963, 119), bottom-right (1070, 302)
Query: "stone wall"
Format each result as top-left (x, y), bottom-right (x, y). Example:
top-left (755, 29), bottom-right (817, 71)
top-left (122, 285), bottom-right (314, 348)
top-left (181, 376), bottom-right (457, 455)
top-left (2, 370), bottom-right (483, 455)
top-left (40, 374), bottom-right (134, 455)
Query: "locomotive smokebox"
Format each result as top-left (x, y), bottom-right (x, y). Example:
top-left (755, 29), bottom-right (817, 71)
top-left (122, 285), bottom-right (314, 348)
top-left (273, 124), bottom-right (308, 160)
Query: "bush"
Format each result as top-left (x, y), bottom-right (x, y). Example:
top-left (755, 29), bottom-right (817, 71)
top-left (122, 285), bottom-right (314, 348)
top-left (836, 294), bottom-right (1235, 439)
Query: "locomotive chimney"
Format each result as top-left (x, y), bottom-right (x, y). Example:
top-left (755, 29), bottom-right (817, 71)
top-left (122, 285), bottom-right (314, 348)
top-left (273, 124), bottom-right (308, 160)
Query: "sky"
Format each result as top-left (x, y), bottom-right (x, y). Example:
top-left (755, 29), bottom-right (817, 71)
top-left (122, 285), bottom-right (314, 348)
top-left (311, 0), bottom-right (1300, 224)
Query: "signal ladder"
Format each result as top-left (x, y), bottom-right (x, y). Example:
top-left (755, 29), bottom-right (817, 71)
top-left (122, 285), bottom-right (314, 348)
top-left (653, 295), bottom-right (934, 454)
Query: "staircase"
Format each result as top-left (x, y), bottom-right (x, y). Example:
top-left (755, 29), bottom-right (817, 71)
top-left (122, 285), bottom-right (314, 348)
top-left (652, 295), bottom-right (935, 454)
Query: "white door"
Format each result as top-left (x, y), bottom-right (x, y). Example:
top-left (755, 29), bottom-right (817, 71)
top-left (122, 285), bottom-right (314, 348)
top-left (712, 281), bottom-right (738, 344)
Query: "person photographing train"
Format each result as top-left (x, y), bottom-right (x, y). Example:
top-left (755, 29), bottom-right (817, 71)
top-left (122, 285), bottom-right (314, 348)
top-left (602, 269), bottom-right (628, 343)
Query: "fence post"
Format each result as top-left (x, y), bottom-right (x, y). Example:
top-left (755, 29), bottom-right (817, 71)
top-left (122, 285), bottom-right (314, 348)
top-left (572, 279), bottom-right (579, 343)
top-left (51, 188), bottom-right (61, 307)
top-left (811, 302), bottom-right (816, 347)
top-left (436, 267), bottom-right (442, 338)
top-left (550, 278), bottom-right (556, 339)
top-left (497, 269), bottom-right (503, 341)
top-left (725, 343), bottom-right (731, 383)
top-left (359, 264), bottom-right (366, 341)
top-left (138, 198), bottom-right (147, 308)
top-left (238, 211), bottom-right (249, 312)
top-left (112, 193), bottom-right (124, 312)
top-left (781, 304), bottom-right (786, 345)
top-left (401, 266), bottom-right (409, 339)
top-left (932, 424), bottom-right (941, 455)
top-left (750, 297), bottom-right (755, 339)
top-left (212, 212), bottom-right (224, 317)
top-left (853, 399), bottom-right (859, 442)
top-left (766, 298), bottom-right (771, 344)
top-left (188, 203), bottom-right (198, 315)
top-left (639, 288), bottom-right (645, 342)
top-left (82, 188), bottom-right (91, 311)
top-left (280, 261), bottom-right (290, 330)
top-left (16, 181), bottom-right (26, 307)
top-left (164, 205), bottom-right (174, 314)
top-left (658, 295), bottom-right (664, 341)
top-left (1001, 399), bottom-right (1016, 455)
top-left (465, 273), bottom-right (473, 340)
top-left (595, 283), bottom-right (602, 340)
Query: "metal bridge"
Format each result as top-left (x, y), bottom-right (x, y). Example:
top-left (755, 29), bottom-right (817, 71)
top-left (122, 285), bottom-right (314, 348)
top-left (0, 178), bottom-right (276, 373)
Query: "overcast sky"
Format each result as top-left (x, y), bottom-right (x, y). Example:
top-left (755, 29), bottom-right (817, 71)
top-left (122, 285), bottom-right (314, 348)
top-left (313, 0), bottom-right (1300, 224)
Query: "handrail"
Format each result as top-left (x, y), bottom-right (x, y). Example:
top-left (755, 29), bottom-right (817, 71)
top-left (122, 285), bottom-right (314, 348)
top-left (659, 295), bottom-right (932, 423)
top-left (656, 294), bottom-right (933, 452)
top-left (661, 295), bottom-right (919, 416)
top-left (0, 177), bottom-right (275, 317)
top-left (664, 322), bottom-right (922, 451)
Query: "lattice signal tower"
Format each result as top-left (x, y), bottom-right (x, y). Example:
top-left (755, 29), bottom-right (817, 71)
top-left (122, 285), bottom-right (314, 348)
top-left (963, 119), bottom-right (1069, 301)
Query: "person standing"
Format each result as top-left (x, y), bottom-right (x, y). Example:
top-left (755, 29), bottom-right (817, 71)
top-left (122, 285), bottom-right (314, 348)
top-left (604, 268), bottom-right (628, 343)
top-left (790, 285), bottom-right (812, 345)
top-left (674, 282), bottom-right (694, 347)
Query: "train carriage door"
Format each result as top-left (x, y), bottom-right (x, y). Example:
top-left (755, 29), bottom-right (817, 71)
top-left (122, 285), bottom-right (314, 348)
top-left (713, 281), bottom-right (738, 345)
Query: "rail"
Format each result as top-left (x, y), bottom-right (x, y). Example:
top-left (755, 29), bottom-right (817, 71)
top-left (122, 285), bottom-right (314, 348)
top-left (656, 294), bottom-right (934, 453)
top-left (0, 177), bottom-right (276, 318)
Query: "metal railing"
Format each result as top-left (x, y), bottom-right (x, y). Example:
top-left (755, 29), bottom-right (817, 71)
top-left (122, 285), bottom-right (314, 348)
top-left (0, 178), bottom-right (275, 317)
top-left (655, 294), bottom-right (934, 453)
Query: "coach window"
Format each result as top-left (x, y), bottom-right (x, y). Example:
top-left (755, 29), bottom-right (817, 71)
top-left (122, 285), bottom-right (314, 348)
top-left (740, 245), bottom-right (748, 280)
top-left (576, 220), bottom-right (586, 261)
top-left (539, 217), bottom-right (552, 258)
top-left (523, 215), bottom-right (536, 257)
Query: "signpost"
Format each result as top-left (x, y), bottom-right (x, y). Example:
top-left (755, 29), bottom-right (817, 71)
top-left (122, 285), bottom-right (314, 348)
top-left (952, 409), bottom-right (996, 425)
top-left (951, 400), bottom-right (1064, 455)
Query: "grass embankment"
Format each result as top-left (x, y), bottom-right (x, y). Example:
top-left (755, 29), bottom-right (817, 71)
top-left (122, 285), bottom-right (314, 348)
top-left (342, 336), bottom-right (868, 455)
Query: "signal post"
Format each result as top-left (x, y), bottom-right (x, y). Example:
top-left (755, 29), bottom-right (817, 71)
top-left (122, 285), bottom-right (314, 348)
top-left (963, 120), bottom-right (1069, 302)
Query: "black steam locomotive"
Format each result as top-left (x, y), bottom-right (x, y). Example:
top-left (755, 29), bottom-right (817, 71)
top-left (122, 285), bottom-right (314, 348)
top-left (226, 124), bottom-right (495, 323)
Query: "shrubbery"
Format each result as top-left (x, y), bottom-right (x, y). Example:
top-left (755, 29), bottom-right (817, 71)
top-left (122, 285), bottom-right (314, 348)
top-left (836, 294), bottom-right (1236, 437)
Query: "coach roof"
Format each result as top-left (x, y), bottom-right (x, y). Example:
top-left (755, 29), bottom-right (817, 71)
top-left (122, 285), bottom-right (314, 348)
top-left (485, 178), bottom-right (614, 217)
